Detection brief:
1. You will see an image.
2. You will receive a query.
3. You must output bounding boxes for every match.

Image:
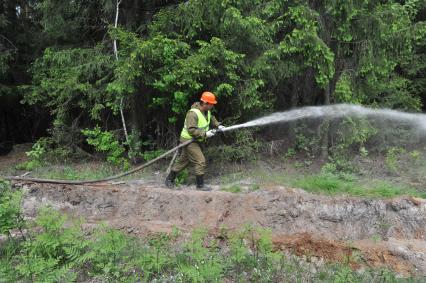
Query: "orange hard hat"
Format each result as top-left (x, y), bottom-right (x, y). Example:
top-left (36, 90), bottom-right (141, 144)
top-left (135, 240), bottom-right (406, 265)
top-left (200, 91), bottom-right (217, 104)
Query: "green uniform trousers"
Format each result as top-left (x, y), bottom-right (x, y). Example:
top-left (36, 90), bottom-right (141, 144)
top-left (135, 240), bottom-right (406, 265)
top-left (172, 139), bottom-right (206, 176)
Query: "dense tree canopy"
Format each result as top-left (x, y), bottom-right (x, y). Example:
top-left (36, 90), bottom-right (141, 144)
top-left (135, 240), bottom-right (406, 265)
top-left (0, 0), bottom-right (425, 151)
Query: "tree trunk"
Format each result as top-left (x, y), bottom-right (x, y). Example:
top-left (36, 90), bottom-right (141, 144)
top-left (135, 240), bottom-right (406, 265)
top-left (113, 0), bottom-right (130, 145)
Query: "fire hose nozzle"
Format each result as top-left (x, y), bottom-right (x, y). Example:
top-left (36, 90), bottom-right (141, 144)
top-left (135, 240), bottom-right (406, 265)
top-left (217, 125), bottom-right (226, 133)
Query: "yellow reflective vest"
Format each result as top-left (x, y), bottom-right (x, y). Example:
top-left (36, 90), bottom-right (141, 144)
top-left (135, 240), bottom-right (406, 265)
top-left (180, 108), bottom-right (211, 141)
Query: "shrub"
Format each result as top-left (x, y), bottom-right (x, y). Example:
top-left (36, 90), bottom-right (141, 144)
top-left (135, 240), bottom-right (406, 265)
top-left (82, 126), bottom-right (129, 168)
top-left (210, 129), bottom-right (261, 163)
top-left (0, 180), bottom-right (24, 237)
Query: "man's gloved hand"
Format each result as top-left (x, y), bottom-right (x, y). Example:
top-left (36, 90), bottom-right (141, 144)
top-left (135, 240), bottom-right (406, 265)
top-left (217, 125), bottom-right (226, 132)
top-left (205, 129), bottom-right (216, 138)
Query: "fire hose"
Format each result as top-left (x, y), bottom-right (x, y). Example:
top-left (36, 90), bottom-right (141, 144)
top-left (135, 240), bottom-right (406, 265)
top-left (4, 139), bottom-right (195, 185)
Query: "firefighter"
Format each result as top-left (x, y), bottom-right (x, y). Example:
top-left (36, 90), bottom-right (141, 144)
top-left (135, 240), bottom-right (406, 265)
top-left (165, 91), bottom-right (225, 191)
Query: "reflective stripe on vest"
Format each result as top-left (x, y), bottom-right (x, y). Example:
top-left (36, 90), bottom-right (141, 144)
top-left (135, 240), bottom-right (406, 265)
top-left (180, 109), bottom-right (211, 141)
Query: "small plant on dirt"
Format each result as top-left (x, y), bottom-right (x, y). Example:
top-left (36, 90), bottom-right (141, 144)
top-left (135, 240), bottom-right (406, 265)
top-left (15, 138), bottom-right (52, 171)
top-left (289, 124), bottom-right (320, 166)
top-left (133, 233), bottom-right (174, 280)
top-left (371, 234), bottom-right (382, 243)
top-left (82, 126), bottom-right (129, 169)
top-left (332, 265), bottom-right (357, 283)
top-left (330, 117), bottom-right (377, 172)
top-left (178, 228), bottom-right (224, 282)
top-left (175, 169), bottom-right (189, 186)
top-left (249, 184), bottom-right (260, 192)
top-left (0, 181), bottom-right (25, 239)
top-left (227, 228), bottom-right (252, 281)
top-left (221, 184), bottom-right (242, 193)
top-left (409, 150), bottom-right (422, 164)
top-left (284, 147), bottom-right (297, 159)
top-left (89, 224), bottom-right (131, 280)
top-left (385, 146), bottom-right (406, 174)
top-left (359, 146), bottom-right (369, 158)
top-left (294, 161), bottom-right (304, 169)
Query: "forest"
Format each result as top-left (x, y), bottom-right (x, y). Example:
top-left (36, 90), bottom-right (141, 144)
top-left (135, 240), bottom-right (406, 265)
top-left (1, 0), bottom-right (424, 151)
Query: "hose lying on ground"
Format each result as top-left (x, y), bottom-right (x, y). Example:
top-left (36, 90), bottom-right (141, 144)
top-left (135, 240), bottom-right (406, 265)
top-left (4, 139), bottom-right (194, 185)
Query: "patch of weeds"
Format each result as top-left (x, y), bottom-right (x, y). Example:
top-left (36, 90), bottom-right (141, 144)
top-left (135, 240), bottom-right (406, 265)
top-left (294, 173), bottom-right (425, 199)
top-left (221, 184), bottom-right (242, 193)
top-left (284, 148), bottom-right (296, 159)
top-left (371, 234), bottom-right (382, 243)
top-left (385, 146), bottom-right (406, 174)
top-left (294, 174), bottom-right (350, 195)
top-left (175, 169), bottom-right (189, 186)
top-left (15, 139), bottom-right (50, 171)
top-left (294, 161), bottom-right (304, 169)
top-left (377, 220), bottom-right (392, 234)
top-left (248, 184), bottom-right (260, 192)
top-left (34, 164), bottom-right (115, 180)
top-left (359, 146), bottom-right (369, 158)
top-left (409, 150), bottom-right (423, 165)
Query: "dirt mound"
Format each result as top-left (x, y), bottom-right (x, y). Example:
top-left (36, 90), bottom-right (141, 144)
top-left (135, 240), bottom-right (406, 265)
top-left (273, 233), bottom-right (425, 275)
top-left (15, 181), bottom-right (426, 276)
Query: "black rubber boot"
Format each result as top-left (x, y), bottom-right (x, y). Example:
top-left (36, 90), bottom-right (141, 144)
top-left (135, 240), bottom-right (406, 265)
top-left (195, 175), bottom-right (212, 191)
top-left (165, 171), bottom-right (177, 188)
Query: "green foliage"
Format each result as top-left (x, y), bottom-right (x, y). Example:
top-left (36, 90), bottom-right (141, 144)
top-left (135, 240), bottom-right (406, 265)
top-left (125, 128), bottom-right (143, 161)
top-left (284, 147), bottom-right (297, 159)
top-left (409, 150), bottom-right (422, 164)
top-left (211, 129), bottom-right (261, 163)
top-left (176, 169), bottom-right (189, 186)
top-left (88, 225), bottom-right (131, 280)
top-left (335, 73), bottom-right (359, 104)
top-left (221, 184), bottom-right (243, 193)
top-left (23, 46), bottom-right (114, 123)
top-left (15, 208), bottom-right (87, 282)
top-left (385, 147), bottom-right (406, 174)
top-left (9, 0), bottom-right (424, 152)
top-left (294, 124), bottom-right (320, 164)
top-left (18, 138), bottom-right (52, 171)
top-left (142, 149), bottom-right (165, 162)
top-left (178, 228), bottom-right (224, 282)
top-left (0, 181), bottom-right (24, 236)
top-left (294, 171), bottom-right (426, 199)
top-left (330, 118), bottom-right (378, 171)
top-left (32, 164), bottom-right (115, 181)
top-left (82, 126), bottom-right (129, 168)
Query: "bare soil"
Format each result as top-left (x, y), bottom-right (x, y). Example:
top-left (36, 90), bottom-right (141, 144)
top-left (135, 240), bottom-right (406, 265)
top-left (0, 143), bottom-right (31, 172)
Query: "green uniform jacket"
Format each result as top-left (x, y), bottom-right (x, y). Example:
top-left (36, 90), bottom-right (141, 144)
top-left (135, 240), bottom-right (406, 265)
top-left (181, 102), bottom-right (220, 141)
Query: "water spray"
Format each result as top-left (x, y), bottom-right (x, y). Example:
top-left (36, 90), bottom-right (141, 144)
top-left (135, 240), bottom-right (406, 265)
top-left (222, 104), bottom-right (426, 133)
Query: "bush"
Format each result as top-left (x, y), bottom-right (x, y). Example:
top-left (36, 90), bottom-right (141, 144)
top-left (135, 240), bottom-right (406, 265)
top-left (15, 138), bottom-right (52, 171)
top-left (0, 180), bottom-right (24, 236)
top-left (82, 126), bottom-right (129, 169)
top-left (210, 129), bottom-right (261, 163)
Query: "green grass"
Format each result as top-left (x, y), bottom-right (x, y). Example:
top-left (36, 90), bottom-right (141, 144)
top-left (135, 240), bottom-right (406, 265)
top-left (221, 184), bottom-right (243, 193)
top-left (293, 174), bottom-right (426, 199)
top-left (28, 164), bottom-right (117, 181)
